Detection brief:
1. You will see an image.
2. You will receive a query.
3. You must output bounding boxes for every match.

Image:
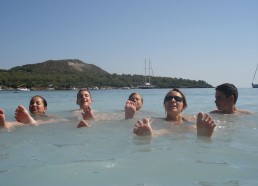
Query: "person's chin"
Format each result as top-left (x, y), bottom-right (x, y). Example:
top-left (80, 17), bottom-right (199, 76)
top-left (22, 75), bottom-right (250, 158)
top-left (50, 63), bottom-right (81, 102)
top-left (82, 105), bottom-right (89, 109)
top-left (216, 105), bottom-right (221, 109)
top-left (30, 111), bottom-right (37, 114)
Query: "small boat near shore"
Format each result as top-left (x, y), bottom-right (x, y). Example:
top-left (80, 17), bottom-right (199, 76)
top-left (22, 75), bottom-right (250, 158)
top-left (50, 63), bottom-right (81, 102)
top-left (16, 87), bottom-right (30, 91)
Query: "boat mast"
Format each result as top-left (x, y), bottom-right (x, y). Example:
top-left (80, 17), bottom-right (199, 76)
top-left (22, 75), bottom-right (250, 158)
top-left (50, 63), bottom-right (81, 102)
top-left (144, 59), bottom-right (147, 84)
top-left (148, 59), bottom-right (151, 84)
top-left (252, 64), bottom-right (258, 84)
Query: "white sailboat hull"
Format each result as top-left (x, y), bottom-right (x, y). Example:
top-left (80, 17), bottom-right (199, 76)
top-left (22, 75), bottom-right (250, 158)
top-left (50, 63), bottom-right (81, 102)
top-left (138, 84), bottom-right (155, 89)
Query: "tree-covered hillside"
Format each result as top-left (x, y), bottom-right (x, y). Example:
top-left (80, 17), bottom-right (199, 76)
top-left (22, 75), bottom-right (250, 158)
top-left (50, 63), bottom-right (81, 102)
top-left (0, 59), bottom-right (213, 89)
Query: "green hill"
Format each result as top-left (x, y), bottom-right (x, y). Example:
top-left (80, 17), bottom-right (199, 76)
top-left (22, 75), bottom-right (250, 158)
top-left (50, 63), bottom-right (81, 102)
top-left (10, 59), bottom-right (109, 75)
top-left (0, 59), bottom-right (213, 89)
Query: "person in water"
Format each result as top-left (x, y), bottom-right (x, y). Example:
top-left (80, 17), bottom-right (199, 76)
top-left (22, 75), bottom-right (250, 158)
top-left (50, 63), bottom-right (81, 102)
top-left (210, 83), bottom-right (252, 114)
top-left (125, 92), bottom-right (143, 119)
top-left (0, 95), bottom-right (49, 129)
top-left (15, 95), bottom-right (48, 125)
top-left (75, 89), bottom-right (94, 128)
top-left (133, 88), bottom-right (216, 137)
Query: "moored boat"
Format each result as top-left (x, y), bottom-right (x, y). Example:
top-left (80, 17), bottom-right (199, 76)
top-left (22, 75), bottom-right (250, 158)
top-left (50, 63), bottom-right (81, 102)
top-left (139, 59), bottom-right (155, 89)
top-left (251, 64), bottom-right (258, 88)
top-left (252, 83), bottom-right (258, 88)
top-left (17, 87), bottom-right (30, 91)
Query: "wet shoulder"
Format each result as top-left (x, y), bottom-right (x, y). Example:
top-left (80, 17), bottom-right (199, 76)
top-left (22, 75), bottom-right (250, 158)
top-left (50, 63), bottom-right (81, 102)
top-left (210, 110), bottom-right (221, 114)
top-left (237, 109), bottom-right (253, 114)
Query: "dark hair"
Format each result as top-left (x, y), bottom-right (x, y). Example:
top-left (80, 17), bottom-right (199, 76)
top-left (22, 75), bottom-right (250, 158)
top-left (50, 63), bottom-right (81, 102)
top-left (128, 93), bottom-right (143, 103)
top-left (215, 83), bottom-right (238, 103)
top-left (30, 95), bottom-right (47, 107)
top-left (77, 89), bottom-right (92, 101)
top-left (163, 88), bottom-right (187, 108)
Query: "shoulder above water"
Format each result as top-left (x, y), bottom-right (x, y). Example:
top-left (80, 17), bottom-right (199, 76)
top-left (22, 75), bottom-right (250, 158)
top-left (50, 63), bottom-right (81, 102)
top-left (210, 109), bottom-right (253, 115)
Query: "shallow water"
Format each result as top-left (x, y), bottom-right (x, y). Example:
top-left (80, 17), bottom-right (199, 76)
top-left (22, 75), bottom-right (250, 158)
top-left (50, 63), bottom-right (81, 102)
top-left (0, 88), bottom-right (258, 185)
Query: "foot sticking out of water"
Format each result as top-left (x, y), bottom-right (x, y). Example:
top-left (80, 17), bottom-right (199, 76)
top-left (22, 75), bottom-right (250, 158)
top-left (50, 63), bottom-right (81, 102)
top-left (0, 109), bottom-right (6, 127)
top-left (196, 112), bottom-right (216, 137)
top-left (15, 105), bottom-right (37, 125)
top-left (133, 118), bottom-right (152, 136)
top-left (125, 100), bottom-right (137, 119)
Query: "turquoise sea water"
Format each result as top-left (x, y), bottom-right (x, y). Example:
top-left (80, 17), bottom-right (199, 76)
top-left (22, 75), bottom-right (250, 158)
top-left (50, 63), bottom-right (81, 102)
top-left (0, 88), bottom-right (258, 185)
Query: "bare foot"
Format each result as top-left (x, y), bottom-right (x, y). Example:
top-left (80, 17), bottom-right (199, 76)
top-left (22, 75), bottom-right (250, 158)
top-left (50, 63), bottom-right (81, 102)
top-left (0, 108), bottom-right (6, 127)
top-left (125, 100), bottom-right (137, 119)
top-left (0, 109), bottom-right (14, 129)
top-left (15, 105), bottom-right (37, 125)
top-left (133, 118), bottom-right (152, 136)
top-left (196, 112), bottom-right (216, 137)
top-left (77, 120), bottom-right (90, 128)
top-left (82, 106), bottom-right (94, 120)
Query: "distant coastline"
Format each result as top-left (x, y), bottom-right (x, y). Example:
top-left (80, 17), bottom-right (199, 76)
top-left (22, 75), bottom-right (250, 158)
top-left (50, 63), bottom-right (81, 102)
top-left (0, 59), bottom-right (213, 90)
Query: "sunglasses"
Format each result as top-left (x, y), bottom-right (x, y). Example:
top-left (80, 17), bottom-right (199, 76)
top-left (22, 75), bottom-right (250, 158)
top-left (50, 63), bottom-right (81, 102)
top-left (165, 96), bottom-right (183, 102)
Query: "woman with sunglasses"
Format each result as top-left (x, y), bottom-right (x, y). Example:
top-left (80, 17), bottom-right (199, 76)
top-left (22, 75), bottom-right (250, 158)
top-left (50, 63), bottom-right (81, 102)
top-left (133, 88), bottom-right (216, 137)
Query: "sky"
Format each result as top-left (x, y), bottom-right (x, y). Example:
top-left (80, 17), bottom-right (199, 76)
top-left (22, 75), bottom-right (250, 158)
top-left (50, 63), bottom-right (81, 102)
top-left (0, 0), bottom-right (258, 88)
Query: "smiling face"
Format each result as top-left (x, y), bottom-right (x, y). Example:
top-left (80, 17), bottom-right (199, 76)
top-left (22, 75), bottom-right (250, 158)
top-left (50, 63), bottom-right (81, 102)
top-left (128, 93), bottom-right (143, 111)
top-left (164, 91), bottom-right (186, 115)
top-left (29, 96), bottom-right (47, 115)
top-left (76, 90), bottom-right (93, 109)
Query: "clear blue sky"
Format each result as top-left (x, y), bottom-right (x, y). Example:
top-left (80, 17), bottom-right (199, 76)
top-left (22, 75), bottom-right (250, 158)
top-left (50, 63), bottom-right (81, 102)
top-left (0, 0), bottom-right (258, 88)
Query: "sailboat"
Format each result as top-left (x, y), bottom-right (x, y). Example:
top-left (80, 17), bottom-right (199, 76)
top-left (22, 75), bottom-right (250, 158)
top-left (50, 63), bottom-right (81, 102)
top-left (251, 64), bottom-right (258, 88)
top-left (139, 59), bottom-right (155, 89)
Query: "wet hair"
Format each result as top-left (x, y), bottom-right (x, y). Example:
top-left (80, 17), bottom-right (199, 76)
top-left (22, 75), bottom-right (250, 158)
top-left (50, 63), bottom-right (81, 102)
top-left (215, 83), bottom-right (238, 103)
top-left (76, 89), bottom-right (92, 102)
top-left (163, 88), bottom-right (187, 109)
top-left (30, 95), bottom-right (47, 107)
top-left (128, 93), bottom-right (143, 103)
